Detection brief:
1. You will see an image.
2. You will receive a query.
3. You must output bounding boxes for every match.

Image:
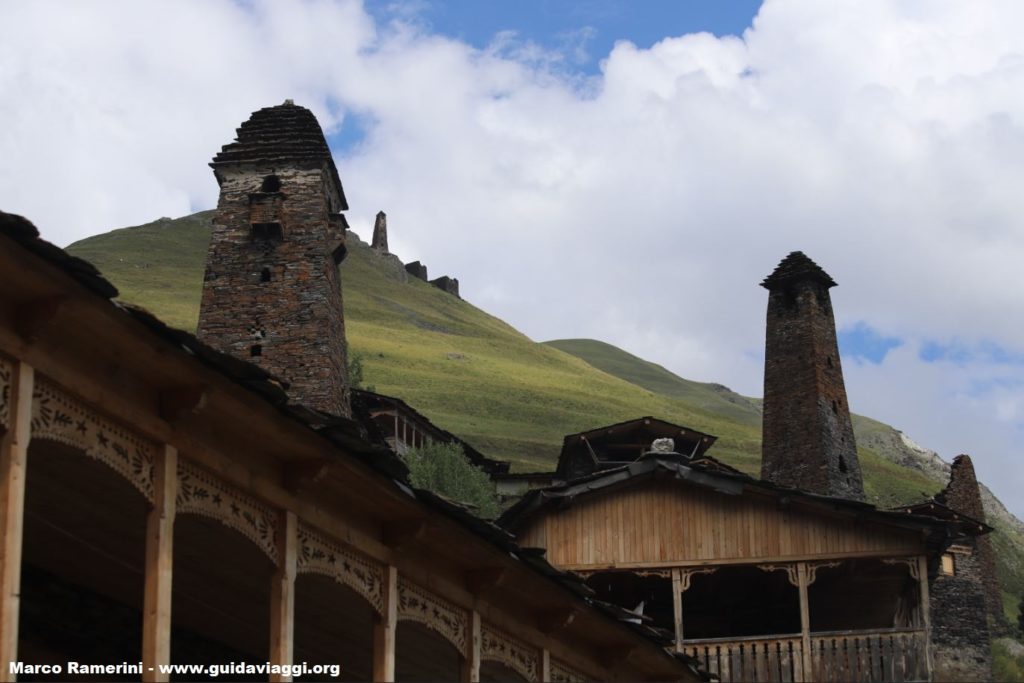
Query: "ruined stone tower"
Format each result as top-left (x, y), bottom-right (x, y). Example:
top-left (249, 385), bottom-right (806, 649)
top-left (197, 101), bottom-right (351, 417)
top-left (760, 252), bottom-right (864, 500)
top-left (929, 455), bottom-right (996, 680)
top-left (936, 454), bottom-right (1003, 623)
top-left (371, 211), bottom-right (388, 252)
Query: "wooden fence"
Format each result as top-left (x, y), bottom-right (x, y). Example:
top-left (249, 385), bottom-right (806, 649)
top-left (682, 628), bottom-right (928, 682)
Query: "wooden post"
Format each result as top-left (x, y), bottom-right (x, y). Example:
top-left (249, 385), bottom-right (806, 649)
top-left (373, 565), bottom-right (398, 682)
top-left (0, 362), bottom-right (33, 683)
top-left (460, 610), bottom-right (481, 682)
top-left (916, 554), bottom-right (933, 681)
top-left (797, 562), bottom-right (812, 683)
top-left (540, 649), bottom-right (551, 683)
top-left (142, 444), bottom-right (177, 682)
top-left (269, 511), bottom-right (297, 682)
top-left (671, 568), bottom-right (684, 652)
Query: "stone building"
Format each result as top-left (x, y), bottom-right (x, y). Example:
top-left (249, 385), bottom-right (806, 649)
top-left (760, 252), bottom-right (864, 501)
top-left (197, 101), bottom-right (351, 417)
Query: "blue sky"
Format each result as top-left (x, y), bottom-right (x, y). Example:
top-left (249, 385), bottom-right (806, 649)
top-left (329, 0), bottom-right (763, 151)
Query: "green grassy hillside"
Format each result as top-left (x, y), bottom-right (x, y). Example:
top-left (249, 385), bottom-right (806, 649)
top-left (67, 211), bottom-right (1024, 613)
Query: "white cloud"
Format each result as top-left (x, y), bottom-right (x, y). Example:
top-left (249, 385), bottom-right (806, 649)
top-left (2, 0), bottom-right (1023, 515)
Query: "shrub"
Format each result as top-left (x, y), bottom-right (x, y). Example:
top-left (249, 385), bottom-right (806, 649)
top-left (403, 441), bottom-right (500, 519)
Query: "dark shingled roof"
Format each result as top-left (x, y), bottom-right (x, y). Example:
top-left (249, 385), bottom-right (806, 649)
top-left (761, 251), bottom-right (838, 289)
top-left (211, 101), bottom-right (348, 210)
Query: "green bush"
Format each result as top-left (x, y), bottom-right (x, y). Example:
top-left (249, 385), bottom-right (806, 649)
top-left (403, 441), bottom-right (500, 519)
top-left (994, 638), bottom-right (1024, 682)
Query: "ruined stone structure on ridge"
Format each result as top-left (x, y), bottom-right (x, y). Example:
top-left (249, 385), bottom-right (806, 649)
top-left (405, 260), bottom-right (428, 281)
top-left (371, 210), bottom-right (388, 252)
top-left (197, 101), bottom-right (351, 417)
top-left (430, 275), bottom-right (460, 299)
top-left (760, 251), bottom-right (864, 501)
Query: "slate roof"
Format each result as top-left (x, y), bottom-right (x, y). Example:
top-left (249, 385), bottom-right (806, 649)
top-left (761, 250), bottom-right (838, 289)
top-left (210, 101), bottom-right (348, 210)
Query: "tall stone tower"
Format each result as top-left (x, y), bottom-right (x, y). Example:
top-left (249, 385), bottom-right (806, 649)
top-left (760, 251), bottom-right (864, 500)
top-left (197, 101), bottom-right (351, 417)
top-left (371, 211), bottom-right (388, 252)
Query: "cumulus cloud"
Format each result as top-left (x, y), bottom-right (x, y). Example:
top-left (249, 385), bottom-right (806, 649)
top-left (1, 0), bottom-right (1023, 513)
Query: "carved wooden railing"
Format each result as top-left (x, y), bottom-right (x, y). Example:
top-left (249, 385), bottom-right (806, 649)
top-left (682, 628), bottom-right (928, 683)
top-left (682, 633), bottom-right (805, 683)
top-left (809, 629), bottom-right (928, 683)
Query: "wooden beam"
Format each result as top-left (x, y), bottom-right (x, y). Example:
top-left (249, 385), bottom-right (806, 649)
top-left (142, 444), bottom-right (177, 682)
top-left (464, 567), bottom-right (509, 596)
top-left (460, 610), bottom-right (481, 682)
top-left (373, 565), bottom-right (398, 682)
top-left (382, 518), bottom-right (426, 550)
top-left (14, 296), bottom-right (65, 342)
top-left (917, 554), bottom-right (934, 681)
top-left (671, 568), bottom-right (683, 652)
top-left (269, 511), bottom-right (297, 682)
top-left (157, 385), bottom-right (208, 422)
top-left (0, 361), bottom-right (32, 682)
top-left (797, 562), bottom-right (812, 683)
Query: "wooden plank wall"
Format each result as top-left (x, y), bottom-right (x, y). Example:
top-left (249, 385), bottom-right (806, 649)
top-left (517, 480), bottom-right (921, 567)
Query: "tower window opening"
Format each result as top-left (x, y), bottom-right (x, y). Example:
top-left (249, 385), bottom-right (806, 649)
top-left (839, 456), bottom-right (848, 473)
top-left (261, 175), bottom-right (281, 192)
top-left (251, 223), bottom-right (283, 241)
top-left (827, 355), bottom-right (834, 368)
top-left (250, 344), bottom-right (262, 357)
top-left (260, 267), bottom-right (271, 283)
top-left (831, 400), bottom-right (838, 414)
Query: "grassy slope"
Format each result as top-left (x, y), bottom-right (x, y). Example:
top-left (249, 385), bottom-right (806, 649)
top-left (66, 213), bottom-right (763, 470)
top-left (67, 211), bottom-right (1023, 606)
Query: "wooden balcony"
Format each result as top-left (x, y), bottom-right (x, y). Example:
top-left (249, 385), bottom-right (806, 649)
top-left (682, 628), bottom-right (929, 682)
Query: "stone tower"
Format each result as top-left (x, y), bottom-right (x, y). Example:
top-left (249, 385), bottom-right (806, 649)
top-left (760, 251), bottom-right (864, 500)
top-left (197, 101), bottom-right (351, 417)
top-left (371, 211), bottom-right (388, 252)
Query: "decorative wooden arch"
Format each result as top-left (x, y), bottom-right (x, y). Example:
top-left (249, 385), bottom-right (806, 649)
top-left (550, 657), bottom-right (592, 683)
top-left (176, 459), bottom-right (279, 564)
top-left (480, 625), bottom-right (540, 682)
top-left (29, 375), bottom-right (156, 503)
top-left (396, 578), bottom-right (469, 655)
top-left (295, 522), bottom-right (385, 614)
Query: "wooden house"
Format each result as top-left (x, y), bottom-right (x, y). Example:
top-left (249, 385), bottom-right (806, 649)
top-left (499, 435), bottom-right (989, 683)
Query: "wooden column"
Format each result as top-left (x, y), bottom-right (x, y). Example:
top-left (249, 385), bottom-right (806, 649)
top-left (797, 562), bottom-right (812, 683)
top-left (373, 565), bottom-right (398, 682)
top-left (460, 610), bottom-right (481, 682)
top-left (540, 649), bottom-right (551, 683)
top-left (671, 568), bottom-right (684, 652)
top-left (142, 444), bottom-right (177, 682)
top-left (0, 362), bottom-right (33, 682)
top-left (916, 554), bottom-right (934, 681)
top-left (269, 511), bottom-right (297, 682)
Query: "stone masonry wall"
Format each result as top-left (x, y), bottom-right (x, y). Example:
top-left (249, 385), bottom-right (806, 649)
top-left (761, 253), bottom-right (865, 501)
top-left (930, 547), bottom-right (994, 681)
top-left (198, 163), bottom-right (350, 417)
